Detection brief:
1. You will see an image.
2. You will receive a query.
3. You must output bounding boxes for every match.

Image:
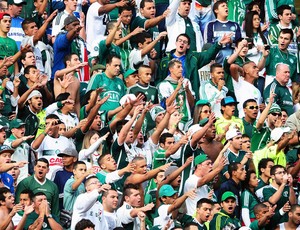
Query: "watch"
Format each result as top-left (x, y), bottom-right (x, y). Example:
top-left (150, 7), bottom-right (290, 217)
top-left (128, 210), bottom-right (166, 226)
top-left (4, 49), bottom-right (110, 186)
top-left (46, 214), bottom-right (53, 219)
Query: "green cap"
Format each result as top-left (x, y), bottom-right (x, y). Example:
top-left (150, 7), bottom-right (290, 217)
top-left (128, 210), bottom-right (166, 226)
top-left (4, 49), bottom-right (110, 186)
top-left (195, 99), bottom-right (210, 106)
top-left (194, 154), bottom-right (208, 165)
top-left (268, 103), bottom-right (281, 114)
top-left (10, 119), bottom-right (25, 129)
top-left (199, 118), bottom-right (209, 127)
top-left (159, 184), bottom-right (177, 198)
top-left (124, 69), bottom-right (137, 79)
top-left (221, 191), bottom-right (236, 202)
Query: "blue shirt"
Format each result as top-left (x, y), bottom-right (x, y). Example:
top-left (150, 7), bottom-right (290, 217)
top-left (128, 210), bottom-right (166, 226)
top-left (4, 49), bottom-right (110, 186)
top-left (0, 172), bottom-right (14, 194)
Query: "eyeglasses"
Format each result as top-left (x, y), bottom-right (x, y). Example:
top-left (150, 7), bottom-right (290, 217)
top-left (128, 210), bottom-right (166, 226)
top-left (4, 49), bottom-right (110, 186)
top-left (87, 181), bottom-right (101, 186)
top-left (271, 113), bottom-right (282, 117)
top-left (177, 39), bottom-right (188, 44)
top-left (274, 171), bottom-right (286, 175)
top-left (247, 106), bottom-right (258, 110)
top-left (201, 110), bottom-right (211, 114)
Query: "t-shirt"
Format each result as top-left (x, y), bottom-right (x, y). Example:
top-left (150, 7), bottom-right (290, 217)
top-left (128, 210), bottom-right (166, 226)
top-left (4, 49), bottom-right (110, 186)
top-left (0, 36), bottom-right (18, 74)
top-left (63, 176), bottom-right (85, 211)
top-left (117, 202), bottom-right (141, 230)
top-left (153, 204), bottom-right (174, 229)
top-left (241, 189), bottom-right (259, 218)
top-left (7, 17), bottom-right (24, 49)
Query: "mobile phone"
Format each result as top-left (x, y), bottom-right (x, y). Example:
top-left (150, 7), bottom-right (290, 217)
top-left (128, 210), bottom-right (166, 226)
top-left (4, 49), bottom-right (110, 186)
top-left (265, 45), bottom-right (270, 50)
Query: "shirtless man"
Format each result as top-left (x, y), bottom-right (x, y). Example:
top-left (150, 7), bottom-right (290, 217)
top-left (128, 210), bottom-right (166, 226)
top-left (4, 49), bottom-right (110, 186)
top-left (54, 53), bottom-right (88, 116)
top-left (0, 187), bottom-right (34, 230)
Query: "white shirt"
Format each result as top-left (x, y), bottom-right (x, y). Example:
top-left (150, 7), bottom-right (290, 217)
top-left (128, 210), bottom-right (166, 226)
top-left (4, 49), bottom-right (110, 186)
top-left (52, 10), bottom-right (70, 37)
top-left (104, 211), bottom-right (121, 230)
top-left (117, 202), bottom-right (141, 230)
top-left (129, 48), bottom-right (150, 70)
top-left (153, 204), bottom-right (174, 230)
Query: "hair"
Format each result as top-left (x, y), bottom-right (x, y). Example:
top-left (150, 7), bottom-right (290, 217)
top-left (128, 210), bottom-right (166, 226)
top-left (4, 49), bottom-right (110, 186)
top-left (197, 198), bottom-right (213, 208)
top-left (244, 11), bottom-right (268, 45)
top-left (277, 5), bottom-right (291, 16)
top-left (115, 120), bottom-right (128, 133)
top-left (33, 192), bottom-right (46, 200)
top-left (253, 203), bottom-right (268, 215)
top-left (280, 28), bottom-right (294, 40)
top-left (184, 222), bottom-right (200, 229)
top-left (123, 183), bottom-right (140, 197)
top-left (45, 114), bottom-right (60, 121)
top-left (270, 165), bottom-right (285, 176)
top-left (75, 219), bottom-right (95, 230)
top-left (242, 134), bottom-right (250, 139)
top-left (35, 158), bottom-right (49, 167)
top-left (176, 33), bottom-right (191, 45)
top-left (107, 20), bottom-right (117, 31)
top-left (258, 158), bottom-right (274, 175)
top-left (290, 204), bottom-right (300, 213)
top-left (73, 161), bottom-right (86, 170)
top-left (84, 175), bottom-right (98, 187)
top-left (159, 132), bottom-right (174, 144)
top-left (247, 1), bottom-right (260, 12)
top-left (20, 189), bottom-right (34, 201)
top-left (243, 98), bottom-right (257, 108)
top-left (210, 63), bottom-right (223, 73)
top-left (168, 58), bottom-right (182, 69)
top-left (228, 162), bottom-right (240, 178)
top-left (140, 0), bottom-right (154, 9)
top-left (106, 54), bottom-right (121, 65)
top-left (64, 53), bottom-right (78, 66)
top-left (118, 5), bottom-right (133, 14)
top-left (21, 17), bottom-right (35, 31)
top-left (132, 32), bottom-right (152, 46)
top-left (20, 50), bottom-right (34, 62)
top-left (102, 188), bottom-right (118, 198)
top-left (24, 65), bottom-right (37, 75)
top-left (97, 153), bottom-right (111, 168)
top-left (56, 92), bottom-right (70, 102)
top-left (0, 187), bottom-right (10, 202)
top-left (82, 130), bottom-right (101, 150)
top-left (235, 38), bottom-right (245, 48)
top-left (138, 64), bottom-right (151, 75)
top-left (242, 170), bottom-right (260, 201)
top-left (213, 0), bottom-right (227, 17)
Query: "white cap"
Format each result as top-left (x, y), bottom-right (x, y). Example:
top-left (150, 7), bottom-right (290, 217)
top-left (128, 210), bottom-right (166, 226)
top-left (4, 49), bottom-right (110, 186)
top-left (271, 127), bottom-right (291, 142)
top-left (119, 94), bottom-right (136, 106)
top-left (188, 124), bottom-right (202, 138)
top-left (225, 128), bottom-right (242, 140)
top-left (26, 90), bottom-right (42, 102)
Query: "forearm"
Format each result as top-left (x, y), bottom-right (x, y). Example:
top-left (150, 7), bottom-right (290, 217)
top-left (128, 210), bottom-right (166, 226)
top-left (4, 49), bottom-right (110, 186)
top-left (165, 142), bottom-right (182, 157)
top-left (289, 186), bottom-right (296, 204)
top-left (151, 112), bottom-right (171, 144)
top-left (34, 21), bottom-right (50, 43)
top-left (257, 57), bottom-right (267, 71)
top-left (11, 138), bottom-right (24, 148)
top-left (197, 168), bottom-right (221, 187)
top-left (62, 126), bottom-right (78, 138)
top-left (98, 3), bottom-right (117, 15)
top-left (16, 213), bottom-right (29, 230)
top-left (141, 39), bottom-right (159, 57)
top-left (71, 177), bottom-right (86, 191)
top-left (227, 52), bottom-right (240, 64)
top-left (169, 195), bottom-right (187, 213)
top-left (115, 32), bottom-right (134, 46)
top-left (166, 89), bottom-right (179, 107)
top-left (48, 218), bottom-right (63, 230)
top-left (31, 133), bottom-right (46, 150)
top-left (55, 67), bottom-right (77, 78)
top-left (0, 162), bottom-right (18, 172)
top-left (118, 115), bottom-right (137, 144)
top-left (268, 185), bottom-right (285, 204)
top-left (185, 89), bottom-right (195, 108)
top-left (133, 113), bottom-right (146, 138)
top-left (145, 16), bottom-right (164, 29)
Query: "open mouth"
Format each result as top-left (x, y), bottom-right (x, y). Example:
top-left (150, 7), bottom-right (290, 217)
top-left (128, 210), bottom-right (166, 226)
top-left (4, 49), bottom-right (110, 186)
top-left (37, 102), bottom-right (42, 107)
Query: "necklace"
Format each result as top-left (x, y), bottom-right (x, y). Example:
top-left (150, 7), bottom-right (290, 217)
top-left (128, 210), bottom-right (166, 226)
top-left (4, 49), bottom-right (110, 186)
top-left (277, 47), bottom-right (288, 61)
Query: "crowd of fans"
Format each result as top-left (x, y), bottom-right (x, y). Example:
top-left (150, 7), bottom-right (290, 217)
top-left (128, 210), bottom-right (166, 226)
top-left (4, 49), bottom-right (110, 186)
top-left (0, 0), bottom-right (299, 229)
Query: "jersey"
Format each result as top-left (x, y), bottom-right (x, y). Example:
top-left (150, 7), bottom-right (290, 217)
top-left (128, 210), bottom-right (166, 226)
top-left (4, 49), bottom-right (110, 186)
top-left (128, 83), bottom-right (159, 104)
top-left (7, 16), bottom-right (24, 49)
top-left (227, 0), bottom-right (245, 27)
top-left (241, 189), bottom-right (259, 218)
top-left (63, 176), bottom-right (85, 211)
top-left (0, 36), bottom-right (18, 74)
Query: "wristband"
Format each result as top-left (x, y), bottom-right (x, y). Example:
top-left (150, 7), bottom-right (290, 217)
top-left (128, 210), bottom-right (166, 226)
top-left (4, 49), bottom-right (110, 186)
top-left (0, 86), bottom-right (4, 91)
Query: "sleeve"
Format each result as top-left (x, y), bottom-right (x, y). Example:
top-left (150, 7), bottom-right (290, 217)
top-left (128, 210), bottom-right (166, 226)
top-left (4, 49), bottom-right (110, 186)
top-left (204, 22), bottom-right (214, 43)
top-left (129, 49), bottom-right (144, 66)
top-left (74, 190), bottom-right (99, 213)
top-left (157, 81), bottom-right (172, 102)
top-left (105, 170), bottom-right (123, 183)
top-left (54, 33), bottom-right (71, 50)
top-left (265, 0), bottom-right (278, 22)
top-left (165, 0), bottom-right (180, 26)
top-left (21, 36), bottom-right (34, 47)
top-left (268, 25), bottom-right (278, 45)
top-left (241, 208), bottom-right (251, 227)
top-left (234, 23), bottom-right (242, 41)
top-left (195, 43), bottom-right (221, 69)
top-left (51, 183), bottom-right (60, 217)
top-left (86, 74), bottom-right (99, 91)
top-left (116, 205), bottom-right (135, 224)
top-left (131, 16), bottom-right (146, 30)
top-left (45, 102), bottom-right (60, 115)
top-left (78, 137), bottom-right (104, 160)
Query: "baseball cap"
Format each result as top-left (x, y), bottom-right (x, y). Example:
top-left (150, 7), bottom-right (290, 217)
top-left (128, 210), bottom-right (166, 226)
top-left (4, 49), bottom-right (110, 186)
top-left (164, 166), bottom-right (178, 177)
top-left (26, 90), bottom-right (42, 102)
top-left (57, 148), bottom-right (78, 158)
top-left (221, 96), bottom-right (239, 106)
top-left (221, 191), bottom-right (236, 202)
top-left (225, 128), bottom-right (242, 140)
top-left (188, 124), bottom-right (202, 137)
top-left (271, 127), bottom-right (290, 142)
top-left (0, 13), bottom-right (10, 21)
top-left (8, 0), bottom-right (26, 5)
top-left (90, 64), bottom-right (105, 75)
top-left (195, 99), bottom-right (210, 107)
top-left (268, 103), bottom-right (281, 114)
top-left (63, 15), bottom-right (79, 29)
top-left (0, 125), bottom-right (8, 130)
top-left (159, 184), bottom-right (177, 198)
top-left (119, 94), bottom-right (136, 106)
top-left (199, 118), bottom-right (209, 127)
top-left (150, 106), bottom-right (165, 121)
top-left (124, 69), bottom-right (137, 79)
top-left (10, 119), bottom-right (25, 129)
top-left (0, 145), bottom-right (14, 155)
top-left (194, 154), bottom-right (208, 166)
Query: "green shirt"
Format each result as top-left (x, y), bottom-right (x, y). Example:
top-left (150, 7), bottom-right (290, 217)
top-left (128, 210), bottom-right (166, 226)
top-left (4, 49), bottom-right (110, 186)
top-left (242, 117), bottom-right (254, 138)
top-left (249, 220), bottom-right (265, 230)
top-left (250, 122), bottom-right (271, 152)
top-left (0, 37), bottom-right (18, 74)
top-left (98, 39), bottom-right (122, 66)
top-left (128, 83), bottom-right (159, 104)
top-left (153, 147), bottom-right (167, 169)
top-left (120, 25), bottom-right (132, 71)
top-left (184, 16), bottom-right (196, 51)
top-left (241, 189), bottom-right (259, 218)
top-left (24, 212), bottom-right (60, 230)
top-left (227, 0), bottom-right (246, 27)
top-left (209, 210), bottom-right (241, 230)
top-left (87, 72), bottom-right (126, 111)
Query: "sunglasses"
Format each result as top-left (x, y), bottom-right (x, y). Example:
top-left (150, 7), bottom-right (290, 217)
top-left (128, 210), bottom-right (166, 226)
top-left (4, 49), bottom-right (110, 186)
top-left (271, 113), bottom-right (282, 117)
top-left (247, 106), bottom-right (258, 110)
top-left (201, 110), bottom-right (211, 114)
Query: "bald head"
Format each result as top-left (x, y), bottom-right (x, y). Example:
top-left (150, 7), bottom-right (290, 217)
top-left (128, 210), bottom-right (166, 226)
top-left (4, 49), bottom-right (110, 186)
top-left (243, 61), bottom-right (259, 82)
top-left (276, 63), bottom-right (290, 86)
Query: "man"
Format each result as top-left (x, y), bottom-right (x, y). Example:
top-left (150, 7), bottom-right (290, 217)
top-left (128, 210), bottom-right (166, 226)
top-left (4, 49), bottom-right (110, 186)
top-left (242, 99), bottom-right (259, 138)
top-left (102, 189), bottom-right (120, 229)
top-left (166, 0), bottom-right (202, 52)
top-left (15, 158), bottom-right (60, 217)
top-left (258, 29), bottom-right (298, 90)
top-left (193, 198), bottom-right (214, 229)
top-left (250, 203), bottom-right (274, 230)
top-left (209, 191), bottom-right (241, 229)
top-left (255, 158), bottom-right (274, 201)
top-left (200, 63), bottom-right (228, 117)
top-left (264, 63), bottom-right (294, 116)
top-left (204, 0), bottom-right (242, 64)
top-left (276, 204), bottom-right (300, 229)
top-left (23, 192), bottom-right (62, 230)
top-left (7, 0), bottom-right (26, 49)
top-left (117, 183), bottom-right (154, 229)
top-left (71, 176), bottom-right (111, 229)
top-left (158, 59), bottom-right (195, 131)
top-left (87, 54), bottom-right (125, 111)
top-left (263, 165), bottom-right (296, 227)
top-left (53, 15), bottom-right (89, 81)
top-left (159, 33), bottom-right (231, 99)
top-left (184, 154), bottom-right (225, 215)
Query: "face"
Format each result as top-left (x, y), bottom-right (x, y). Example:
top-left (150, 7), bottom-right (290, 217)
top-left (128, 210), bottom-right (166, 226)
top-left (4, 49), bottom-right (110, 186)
top-left (222, 103), bottom-right (235, 117)
top-left (25, 67), bottom-right (39, 83)
top-left (161, 137), bottom-right (175, 150)
top-left (236, 41), bottom-right (249, 57)
top-left (272, 168), bottom-right (286, 185)
top-left (0, 17), bottom-right (11, 34)
top-left (58, 123), bottom-right (66, 135)
top-left (61, 155), bottom-right (76, 167)
top-left (33, 195), bottom-right (47, 207)
top-left (64, 0), bottom-right (78, 11)
top-left (125, 189), bottom-right (141, 207)
top-left (251, 5), bottom-right (260, 15)
top-left (199, 160), bottom-right (213, 173)
top-left (22, 52), bottom-right (36, 67)
top-left (211, 67), bottom-right (225, 85)
top-left (205, 124), bottom-right (216, 140)
top-left (197, 203), bottom-right (213, 223)
top-left (154, 171), bottom-right (165, 185)
top-left (178, 1), bottom-right (191, 18)
top-left (162, 193), bottom-right (177, 205)
top-left (139, 67), bottom-right (152, 85)
top-left (243, 101), bottom-right (258, 120)
top-left (281, 111), bottom-right (288, 125)
top-left (9, 4), bottom-right (23, 17)
top-left (138, 37), bottom-right (152, 49)
top-left (252, 14), bottom-right (261, 29)
top-left (209, 203), bottom-right (221, 220)
top-left (100, 154), bottom-right (117, 171)
top-left (261, 161), bottom-right (274, 177)
top-left (134, 159), bottom-right (147, 174)
top-left (242, 136), bottom-right (251, 151)
top-left (278, 32), bottom-right (292, 51)
top-left (73, 163), bottom-right (87, 178)
top-left (268, 111), bottom-right (282, 125)
top-left (244, 62), bottom-right (259, 79)
top-left (125, 129), bottom-right (134, 144)
top-left (103, 190), bottom-right (118, 211)
top-left (169, 62), bottom-right (183, 80)
top-left (65, 20), bottom-right (80, 36)
top-left (125, 74), bottom-right (139, 87)
top-left (120, 9), bottom-right (133, 25)
top-left (86, 178), bottom-right (101, 192)
top-left (19, 193), bottom-right (31, 207)
top-left (106, 58), bottom-right (121, 77)
top-left (90, 115), bottom-right (102, 131)
top-left (1, 192), bottom-right (15, 209)
top-left (276, 64), bottom-right (290, 86)
top-left (176, 35), bottom-right (190, 54)
top-left (0, 152), bottom-right (11, 164)
top-left (249, 173), bottom-right (259, 188)
top-left (140, 2), bottom-right (156, 18)
top-left (34, 161), bottom-right (49, 181)
top-left (289, 207), bottom-right (300, 226)
top-left (12, 125), bottom-right (25, 139)
top-left (200, 105), bottom-right (211, 120)
top-left (279, 9), bottom-right (292, 25)
top-left (68, 54), bottom-right (81, 70)
top-left (24, 22), bottom-right (38, 36)
top-left (0, 128), bottom-right (6, 144)
top-left (7, 165), bottom-right (20, 181)
top-left (136, 132), bottom-right (144, 146)
top-left (170, 174), bottom-right (182, 188)
top-left (64, 96), bottom-right (75, 111)
top-left (234, 164), bottom-right (246, 181)
top-left (155, 113), bottom-right (164, 123)
top-left (215, 2), bottom-right (228, 19)
top-left (221, 198), bottom-right (236, 214)
top-left (256, 207), bottom-right (269, 222)
top-left (90, 133), bottom-right (100, 145)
